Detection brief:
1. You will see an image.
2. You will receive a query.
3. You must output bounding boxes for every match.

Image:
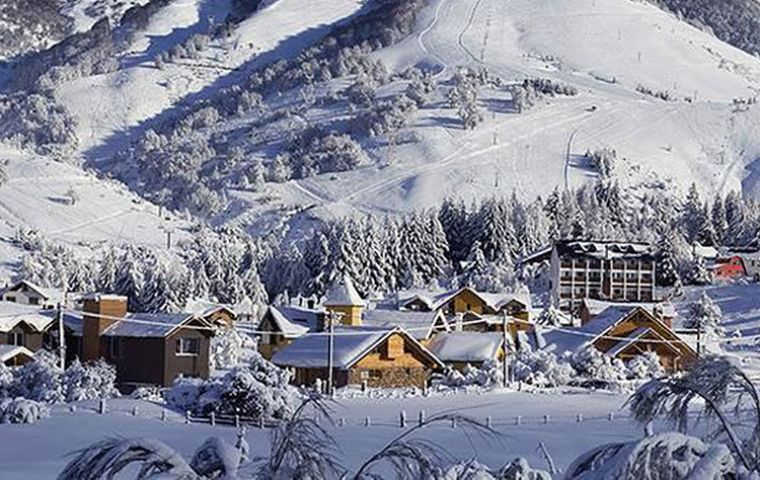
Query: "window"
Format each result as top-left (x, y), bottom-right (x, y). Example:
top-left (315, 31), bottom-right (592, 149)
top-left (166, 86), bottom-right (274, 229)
top-left (28, 297), bottom-right (39, 305)
top-left (5, 296), bottom-right (15, 303)
top-left (8, 332), bottom-right (23, 346)
top-left (176, 338), bottom-right (200, 356)
top-left (109, 337), bottom-right (121, 359)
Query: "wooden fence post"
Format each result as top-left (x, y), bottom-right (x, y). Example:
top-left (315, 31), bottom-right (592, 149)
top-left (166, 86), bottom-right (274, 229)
top-left (99, 398), bottom-right (106, 414)
top-left (339, 417), bottom-right (346, 427)
top-left (210, 412), bottom-right (216, 426)
top-left (543, 414), bottom-right (550, 424)
top-left (515, 415), bottom-right (521, 426)
top-left (418, 410), bottom-right (426, 427)
top-left (608, 412), bottom-right (615, 421)
top-left (132, 406), bottom-right (139, 416)
top-left (186, 411), bottom-right (191, 424)
top-left (486, 416), bottom-right (492, 428)
top-left (161, 409), bottom-right (167, 422)
top-left (576, 414), bottom-right (583, 423)
top-left (69, 404), bottom-right (76, 413)
top-left (235, 415), bottom-right (240, 429)
top-left (451, 417), bottom-right (457, 428)
top-left (365, 416), bottom-right (371, 427)
top-left (399, 411), bottom-right (407, 428)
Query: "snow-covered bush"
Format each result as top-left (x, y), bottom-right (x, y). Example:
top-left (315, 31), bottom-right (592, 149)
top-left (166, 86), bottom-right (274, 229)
top-left (585, 148), bottom-right (618, 178)
top-left (168, 353), bottom-right (299, 421)
top-left (62, 359), bottom-right (118, 402)
top-left (565, 433), bottom-right (735, 479)
top-left (356, 94), bottom-right (418, 137)
top-left (0, 398), bottom-right (50, 424)
top-left (625, 352), bottom-right (664, 380)
top-left (211, 328), bottom-right (257, 370)
top-left (513, 349), bottom-right (574, 388)
top-left (570, 346), bottom-right (629, 386)
top-left (432, 360), bottom-right (504, 390)
top-left (12, 351), bottom-right (64, 403)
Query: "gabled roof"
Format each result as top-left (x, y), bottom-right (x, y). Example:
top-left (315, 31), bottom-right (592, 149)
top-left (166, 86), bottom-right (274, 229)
top-left (102, 312), bottom-right (211, 338)
top-left (324, 275), bottom-right (363, 307)
top-left (266, 305), bottom-right (325, 338)
top-left (542, 306), bottom-right (640, 354)
top-left (272, 327), bottom-right (444, 370)
top-left (0, 345), bottom-right (34, 363)
top-left (427, 332), bottom-right (503, 363)
top-left (582, 299), bottom-right (676, 319)
top-left (185, 299), bottom-right (237, 319)
top-left (1, 280), bottom-right (63, 303)
top-left (0, 301), bottom-right (55, 333)
top-left (362, 309), bottom-right (448, 340)
top-left (606, 327), bottom-right (682, 358)
top-left (395, 287), bottom-right (531, 312)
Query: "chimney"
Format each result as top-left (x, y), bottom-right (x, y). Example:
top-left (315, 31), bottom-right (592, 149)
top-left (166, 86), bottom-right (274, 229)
top-left (82, 294), bottom-right (128, 361)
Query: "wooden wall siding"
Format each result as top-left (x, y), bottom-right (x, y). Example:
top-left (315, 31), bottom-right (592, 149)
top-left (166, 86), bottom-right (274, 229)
top-left (348, 367), bottom-right (428, 389)
top-left (354, 334), bottom-right (433, 370)
top-left (0, 323), bottom-right (44, 352)
top-left (382, 334), bottom-right (404, 359)
top-left (328, 305), bottom-right (363, 326)
top-left (163, 323), bottom-right (211, 387)
top-left (257, 315), bottom-right (292, 360)
top-left (102, 336), bottom-right (165, 386)
top-left (83, 297), bottom-right (128, 361)
top-left (453, 290), bottom-right (490, 315)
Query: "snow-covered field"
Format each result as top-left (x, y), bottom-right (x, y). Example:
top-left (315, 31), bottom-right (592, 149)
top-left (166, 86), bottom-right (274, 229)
top-left (0, 391), bottom-right (638, 478)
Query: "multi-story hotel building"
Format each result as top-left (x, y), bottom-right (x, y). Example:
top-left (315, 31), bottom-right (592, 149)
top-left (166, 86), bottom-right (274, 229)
top-left (549, 240), bottom-right (656, 313)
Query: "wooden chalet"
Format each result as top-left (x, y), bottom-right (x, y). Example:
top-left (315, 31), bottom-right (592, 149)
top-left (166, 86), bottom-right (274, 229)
top-left (0, 301), bottom-right (55, 353)
top-left (390, 287), bottom-right (531, 321)
top-left (272, 326), bottom-right (445, 389)
top-left (258, 305), bottom-right (326, 359)
top-left (580, 298), bottom-right (677, 327)
top-left (541, 306), bottom-right (696, 372)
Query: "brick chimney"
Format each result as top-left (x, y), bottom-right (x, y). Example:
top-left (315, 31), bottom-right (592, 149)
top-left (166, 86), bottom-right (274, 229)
top-left (82, 294), bottom-right (128, 361)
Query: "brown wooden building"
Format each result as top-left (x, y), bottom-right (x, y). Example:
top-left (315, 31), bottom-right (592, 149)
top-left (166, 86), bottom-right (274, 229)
top-left (0, 345), bottom-right (35, 366)
top-left (65, 295), bottom-right (215, 388)
top-left (258, 305), bottom-right (326, 359)
top-left (271, 327), bottom-right (445, 389)
top-left (0, 301), bottom-right (55, 353)
top-left (393, 287), bottom-right (531, 322)
top-left (542, 306), bottom-right (696, 372)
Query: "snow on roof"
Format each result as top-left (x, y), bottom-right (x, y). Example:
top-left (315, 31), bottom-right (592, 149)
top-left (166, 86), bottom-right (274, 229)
top-left (605, 327), bottom-right (650, 357)
top-left (1, 280), bottom-right (64, 303)
top-left (693, 244), bottom-right (719, 260)
top-left (324, 275), bottom-right (363, 306)
top-left (394, 287), bottom-right (530, 312)
top-left (0, 345), bottom-right (34, 363)
top-left (272, 327), bottom-right (444, 369)
top-left (185, 299), bottom-right (236, 318)
top-left (542, 306), bottom-right (638, 355)
top-left (0, 301), bottom-right (55, 333)
top-left (267, 305), bottom-right (325, 338)
top-left (555, 240), bottom-right (653, 260)
top-left (362, 309), bottom-right (447, 340)
top-left (427, 332), bottom-right (503, 363)
top-left (102, 312), bottom-right (205, 338)
top-left (583, 299), bottom-right (676, 319)
top-left (82, 293), bottom-right (127, 302)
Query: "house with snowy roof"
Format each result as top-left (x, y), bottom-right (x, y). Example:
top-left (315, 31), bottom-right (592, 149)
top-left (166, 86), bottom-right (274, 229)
top-left (0, 279), bottom-right (66, 310)
top-left (258, 275), bottom-right (450, 358)
top-left (271, 326), bottom-right (445, 389)
top-left (0, 345), bottom-right (35, 367)
top-left (522, 240), bottom-right (656, 314)
top-left (539, 306), bottom-right (696, 372)
top-left (386, 287), bottom-right (531, 321)
top-left (427, 331), bottom-right (504, 370)
top-left (580, 298), bottom-right (676, 327)
top-left (63, 294), bottom-right (215, 388)
top-left (0, 301), bottom-right (56, 353)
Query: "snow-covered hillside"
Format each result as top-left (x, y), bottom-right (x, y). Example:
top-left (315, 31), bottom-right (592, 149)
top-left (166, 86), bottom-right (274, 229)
top-left (2, 0), bottom-right (760, 268)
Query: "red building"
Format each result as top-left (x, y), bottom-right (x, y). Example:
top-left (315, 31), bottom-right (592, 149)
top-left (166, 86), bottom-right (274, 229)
top-left (712, 256), bottom-right (746, 279)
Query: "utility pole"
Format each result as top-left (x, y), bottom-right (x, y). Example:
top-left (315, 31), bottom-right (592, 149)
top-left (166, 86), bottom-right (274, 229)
top-left (56, 302), bottom-right (66, 370)
top-left (501, 311), bottom-right (509, 389)
top-left (696, 321), bottom-right (702, 358)
top-left (327, 311), bottom-right (335, 397)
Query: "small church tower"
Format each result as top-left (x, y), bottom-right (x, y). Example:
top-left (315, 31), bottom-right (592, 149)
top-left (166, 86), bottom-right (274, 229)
top-left (324, 275), bottom-right (364, 326)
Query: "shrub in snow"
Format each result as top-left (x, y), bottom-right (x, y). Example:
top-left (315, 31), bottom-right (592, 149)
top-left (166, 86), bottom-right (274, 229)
top-left (570, 346), bottom-right (628, 385)
top-left (0, 363), bottom-right (13, 398)
top-left (211, 327), bottom-right (257, 370)
top-left (168, 353), bottom-right (299, 420)
top-left (432, 360), bottom-right (503, 389)
top-left (62, 359), bottom-right (118, 402)
top-left (0, 398), bottom-right (50, 424)
top-left (625, 352), bottom-right (664, 380)
top-left (514, 349), bottom-right (574, 388)
top-left (565, 433), bottom-right (734, 479)
top-left (585, 148), bottom-right (618, 178)
top-left (12, 351), bottom-right (64, 403)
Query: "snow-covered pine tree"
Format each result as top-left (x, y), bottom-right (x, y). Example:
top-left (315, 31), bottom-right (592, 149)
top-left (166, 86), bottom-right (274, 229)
top-left (438, 197), bottom-right (471, 265)
top-left (685, 292), bottom-right (724, 340)
top-left (97, 246), bottom-right (119, 293)
top-left (113, 246), bottom-right (146, 310)
top-left (268, 154), bottom-right (293, 183)
top-left (302, 229), bottom-right (331, 297)
top-left (724, 190), bottom-right (747, 245)
top-left (681, 183), bottom-right (704, 244)
top-left (685, 254), bottom-right (712, 286)
top-left (655, 229), bottom-right (683, 287)
top-left (711, 193), bottom-right (728, 246)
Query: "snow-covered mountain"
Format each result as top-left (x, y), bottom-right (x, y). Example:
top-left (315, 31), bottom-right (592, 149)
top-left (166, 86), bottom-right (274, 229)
top-left (2, 0), bottom-right (760, 262)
